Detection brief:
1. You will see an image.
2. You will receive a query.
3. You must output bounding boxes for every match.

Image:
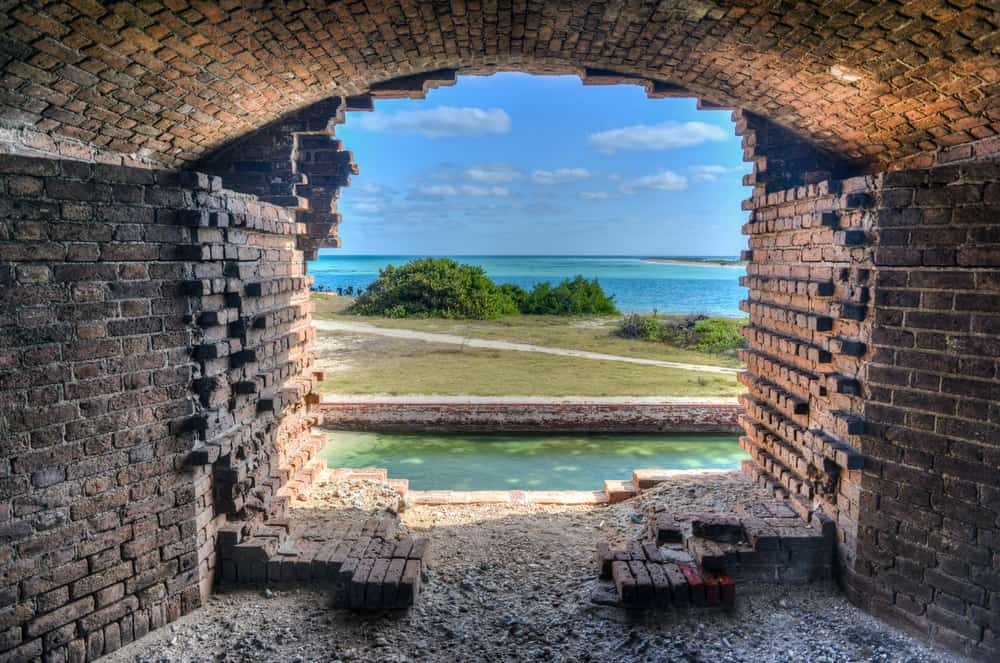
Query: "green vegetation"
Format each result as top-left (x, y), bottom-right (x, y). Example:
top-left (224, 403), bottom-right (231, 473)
top-left (617, 313), bottom-right (747, 358)
top-left (347, 258), bottom-right (618, 319)
top-left (315, 333), bottom-right (742, 397)
top-left (311, 294), bottom-right (743, 369)
top-left (500, 276), bottom-right (619, 315)
top-left (348, 258), bottom-right (518, 319)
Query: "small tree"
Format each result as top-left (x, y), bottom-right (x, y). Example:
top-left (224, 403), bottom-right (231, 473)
top-left (520, 275), bottom-right (619, 315)
top-left (348, 258), bottom-right (519, 319)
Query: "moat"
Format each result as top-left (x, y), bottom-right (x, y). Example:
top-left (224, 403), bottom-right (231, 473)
top-left (320, 431), bottom-right (747, 490)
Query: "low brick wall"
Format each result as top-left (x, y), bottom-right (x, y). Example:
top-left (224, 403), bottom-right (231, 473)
top-left (318, 402), bottom-right (743, 433)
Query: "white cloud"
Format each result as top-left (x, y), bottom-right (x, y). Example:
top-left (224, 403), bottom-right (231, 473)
top-left (343, 180), bottom-right (398, 217)
top-left (358, 106), bottom-right (512, 138)
top-left (690, 164), bottom-right (744, 182)
top-left (588, 121), bottom-right (729, 154)
top-left (623, 171), bottom-right (689, 192)
top-left (412, 184), bottom-right (510, 199)
top-left (464, 163), bottom-right (524, 183)
top-left (531, 168), bottom-right (592, 185)
top-left (461, 185), bottom-right (510, 197)
top-left (579, 191), bottom-right (616, 200)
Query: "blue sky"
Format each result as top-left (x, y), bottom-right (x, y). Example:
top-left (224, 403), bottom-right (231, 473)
top-left (331, 73), bottom-right (748, 256)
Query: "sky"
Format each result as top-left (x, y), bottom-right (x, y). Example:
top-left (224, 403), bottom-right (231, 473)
top-left (330, 73), bottom-right (749, 256)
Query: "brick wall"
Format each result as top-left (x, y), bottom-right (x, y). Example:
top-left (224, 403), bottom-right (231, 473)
top-left (736, 169), bottom-right (872, 584)
top-left (853, 161), bottom-right (1000, 662)
top-left (0, 154), bottom-right (320, 661)
top-left (737, 156), bottom-right (1000, 661)
top-left (318, 401), bottom-right (743, 434)
top-left (0, 3), bottom-right (997, 168)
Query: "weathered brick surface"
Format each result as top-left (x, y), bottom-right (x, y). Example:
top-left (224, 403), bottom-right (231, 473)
top-left (0, 2), bottom-right (997, 170)
top-left (853, 162), bottom-right (1000, 663)
top-left (738, 159), bottom-right (1000, 661)
top-left (0, 2), bottom-right (997, 661)
top-left (318, 401), bottom-right (742, 433)
top-left (0, 155), bottom-right (322, 661)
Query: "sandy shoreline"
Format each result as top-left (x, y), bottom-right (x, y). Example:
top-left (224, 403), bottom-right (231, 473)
top-left (642, 257), bottom-right (745, 268)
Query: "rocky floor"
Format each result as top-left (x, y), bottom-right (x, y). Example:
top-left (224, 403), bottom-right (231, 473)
top-left (106, 472), bottom-right (957, 663)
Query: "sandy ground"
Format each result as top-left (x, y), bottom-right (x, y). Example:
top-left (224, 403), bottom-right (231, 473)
top-left (311, 319), bottom-right (739, 375)
top-left (106, 472), bottom-right (956, 663)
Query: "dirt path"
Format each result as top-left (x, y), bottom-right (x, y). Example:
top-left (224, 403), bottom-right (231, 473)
top-left (312, 319), bottom-right (739, 376)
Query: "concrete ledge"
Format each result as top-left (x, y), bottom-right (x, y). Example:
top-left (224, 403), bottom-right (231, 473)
top-left (408, 490), bottom-right (610, 505)
top-left (318, 398), bottom-right (743, 433)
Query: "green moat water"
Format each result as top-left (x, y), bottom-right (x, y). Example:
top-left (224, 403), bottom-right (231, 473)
top-left (320, 431), bottom-right (747, 491)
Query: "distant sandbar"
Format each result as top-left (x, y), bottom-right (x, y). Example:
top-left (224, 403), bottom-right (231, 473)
top-left (642, 257), bottom-right (746, 268)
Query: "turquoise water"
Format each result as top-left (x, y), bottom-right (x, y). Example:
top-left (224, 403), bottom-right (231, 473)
top-left (308, 254), bottom-right (745, 315)
top-left (320, 431), bottom-right (747, 490)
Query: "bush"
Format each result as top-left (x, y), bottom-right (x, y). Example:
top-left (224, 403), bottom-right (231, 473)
top-left (692, 318), bottom-right (746, 353)
top-left (615, 313), bottom-right (747, 355)
top-left (519, 275), bottom-right (619, 316)
top-left (499, 283), bottom-right (529, 311)
top-left (618, 313), bottom-right (659, 339)
top-left (348, 260), bottom-right (619, 319)
top-left (348, 258), bottom-right (519, 320)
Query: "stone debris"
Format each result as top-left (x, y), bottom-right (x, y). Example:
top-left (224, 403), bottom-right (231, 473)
top-left (104, 472), bottom-right (954, 663)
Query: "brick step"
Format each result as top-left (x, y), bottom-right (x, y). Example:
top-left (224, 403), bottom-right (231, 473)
top-left (631, 469), bottom-right (675, 490)
top-left (646, 507), bottom-right (832, 584)
top-left (331, 467), bottom-right (389, 481)
top-left (739, 275), bottom-right (836, 298)
top-left (741, 349), bottom-right (825, 399)
top-left (596, 541), bottom-right (734, 609)
top-left (739, 372), bottom-right (810, 423)
top-left (742, 284), bottom-right (839, 317)
top-left (387, 478), bottom-right (409, 498)
top-left (219, 509), bottom-right (428, 610)
top-left (742, 299), bottom-right (834, 333)
top-left (603, 479), bottom-right (637, 503)
top-left (739, 412), bottom-right (816, 488)
top-left (739, 434), bottom-right (818, 500)
top-left (741, 325), bottom-right (832, 367)
top-left (368, 69), bottom-right (458, 99)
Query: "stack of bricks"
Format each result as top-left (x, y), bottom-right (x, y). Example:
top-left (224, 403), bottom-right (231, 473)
top-left (216, 510), bottom-right (426, 610)
top-left (596, 540), bottom-right (735, 610)
top-left (596, 501), bottom-right (832, 610)
top-left (648, 504), bottom-right (833, 584)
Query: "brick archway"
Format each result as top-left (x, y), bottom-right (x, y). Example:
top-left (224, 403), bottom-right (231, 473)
top-left (1, 3), bottom-right (998, 661)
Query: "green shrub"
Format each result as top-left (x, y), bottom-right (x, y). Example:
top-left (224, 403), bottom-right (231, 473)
top-left (615, 313), bottom-right (747, 355)
top-left (692, 317), bottom-right (746, 353)
top-left (350, 260), bottom-right (619, 319)
top-left (348, 258), bottom-right (519, 320)
top-left (519, 275), bottom-right (619, 316)
top-left (618, 313), bottom-right (660, 339)
top-left (499, 283), bottom-right (529, 311)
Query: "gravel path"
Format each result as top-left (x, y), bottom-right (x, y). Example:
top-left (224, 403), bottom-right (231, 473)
top-left (312, 319), bottom-right (739, 375)
top-left (106, 472), bottom-right (957, 663)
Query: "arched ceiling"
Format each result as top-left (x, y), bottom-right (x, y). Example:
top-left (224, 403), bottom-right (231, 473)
top-left (0, 1), bottom-right (997, 168)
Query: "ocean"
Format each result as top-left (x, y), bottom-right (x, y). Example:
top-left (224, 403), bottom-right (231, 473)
top-left (307, 254), bottom-right (746, 316)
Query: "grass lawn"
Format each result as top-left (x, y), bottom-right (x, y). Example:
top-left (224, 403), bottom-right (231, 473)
top-left (315, 333), bottom-right (742, 397)
top-left (311, 293), bottom-right (743, 369)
